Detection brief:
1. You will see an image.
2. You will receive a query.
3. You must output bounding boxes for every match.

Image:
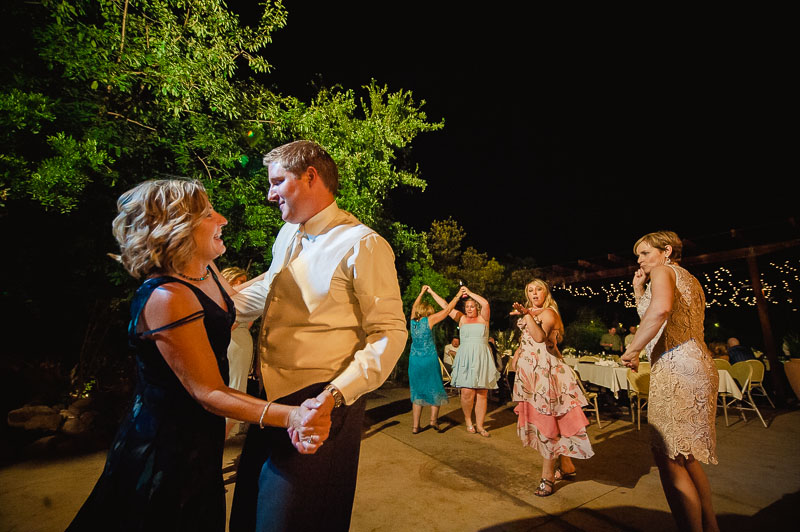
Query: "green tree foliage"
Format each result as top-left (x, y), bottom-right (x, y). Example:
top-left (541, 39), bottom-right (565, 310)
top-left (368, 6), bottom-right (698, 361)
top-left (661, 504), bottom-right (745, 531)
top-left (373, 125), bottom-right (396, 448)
top-left (563, 307), bottom-right (607, 352)
top-left (427, 217), bottom-right (464, 269)
top-left (0, 0), bottom-right (442, 392)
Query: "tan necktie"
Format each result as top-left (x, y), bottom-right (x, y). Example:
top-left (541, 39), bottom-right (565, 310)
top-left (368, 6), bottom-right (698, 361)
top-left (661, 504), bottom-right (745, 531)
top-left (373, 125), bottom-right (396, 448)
top-left (284, 229), bottom-right (304, 267)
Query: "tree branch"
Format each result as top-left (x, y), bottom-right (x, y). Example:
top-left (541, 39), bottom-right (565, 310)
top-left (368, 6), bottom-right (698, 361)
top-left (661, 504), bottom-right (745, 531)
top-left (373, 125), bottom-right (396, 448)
top-left (106, 111), bottom-right (157, 132)
top-left (118, 0), bottom-right (129, 61)
top-left (193, 151), bottom-right (212, 180)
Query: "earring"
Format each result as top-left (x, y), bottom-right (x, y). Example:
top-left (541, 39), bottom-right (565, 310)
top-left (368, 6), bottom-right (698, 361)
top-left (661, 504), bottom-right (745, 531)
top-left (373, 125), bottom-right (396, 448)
top-left (665, 256), bottom-right (672, 264)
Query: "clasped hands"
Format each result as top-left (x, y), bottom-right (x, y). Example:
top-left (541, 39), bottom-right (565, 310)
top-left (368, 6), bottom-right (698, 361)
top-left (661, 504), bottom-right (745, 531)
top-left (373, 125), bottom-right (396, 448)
top-left (286, 391), bottom-right (334, 454)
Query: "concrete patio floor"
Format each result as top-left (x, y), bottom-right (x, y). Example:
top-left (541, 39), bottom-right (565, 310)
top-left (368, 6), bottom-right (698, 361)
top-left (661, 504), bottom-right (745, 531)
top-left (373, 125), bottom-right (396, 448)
top-left (1, 383), bottom-right (798, 531)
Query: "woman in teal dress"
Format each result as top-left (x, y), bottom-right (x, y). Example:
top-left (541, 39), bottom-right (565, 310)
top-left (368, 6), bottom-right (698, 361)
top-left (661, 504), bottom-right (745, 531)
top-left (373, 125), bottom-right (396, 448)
top-left (429, 286), bottom-right (499, 437)
top-left (408, 286), bottom-right (460, 433)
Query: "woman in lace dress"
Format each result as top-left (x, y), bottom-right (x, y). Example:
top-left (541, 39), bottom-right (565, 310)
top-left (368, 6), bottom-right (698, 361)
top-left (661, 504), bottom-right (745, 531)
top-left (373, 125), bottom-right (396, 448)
top-left (621, 231), bottom-right (719, 532)
top-left (510, 279), bottom-right (593, 497)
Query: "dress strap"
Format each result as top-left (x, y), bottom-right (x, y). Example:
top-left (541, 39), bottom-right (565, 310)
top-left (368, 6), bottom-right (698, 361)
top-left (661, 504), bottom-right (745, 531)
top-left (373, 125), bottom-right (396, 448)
top-left (128, 276), bottom-right (207, 339)
top-left (139, 310), bottom-right (205, 337)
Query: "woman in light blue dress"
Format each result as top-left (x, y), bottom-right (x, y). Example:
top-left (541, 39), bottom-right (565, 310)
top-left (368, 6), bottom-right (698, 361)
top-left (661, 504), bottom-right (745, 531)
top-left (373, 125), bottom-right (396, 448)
top-left (429, 286), bottom-right (499, 437)
top-left (408, 286), bottom-right (460, 433)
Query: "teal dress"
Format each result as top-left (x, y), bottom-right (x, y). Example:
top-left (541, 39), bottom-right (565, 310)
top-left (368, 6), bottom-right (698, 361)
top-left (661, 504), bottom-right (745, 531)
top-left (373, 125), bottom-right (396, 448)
top-left (450, 322), bottom-right (499, 389)
top-left (408, 318), bottom-right (448, 406)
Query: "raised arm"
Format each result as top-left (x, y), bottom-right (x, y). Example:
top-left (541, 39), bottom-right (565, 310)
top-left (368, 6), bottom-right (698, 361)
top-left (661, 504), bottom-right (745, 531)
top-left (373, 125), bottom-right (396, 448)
top-left (632, 267), bottom-right (647, 304)
top-left (410, 285), bottom-right (426, 320)
top-left (622, 265), bottom-right (675, 370)
top-left (464, 287), bottom-right (490, 321)
top-left (426, 286), bottom-right (462, 328)
top-left (428, 286), bottom-right (464, 322)
top-left (511, 302), bottom-right (556, 343)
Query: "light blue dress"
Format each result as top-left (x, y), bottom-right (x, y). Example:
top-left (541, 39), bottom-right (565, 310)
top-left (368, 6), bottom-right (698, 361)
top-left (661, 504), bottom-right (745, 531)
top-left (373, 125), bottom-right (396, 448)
top-left (408, 318), bottom-right (449, 406)
top-left (450, 322), bottom-right (499, 389)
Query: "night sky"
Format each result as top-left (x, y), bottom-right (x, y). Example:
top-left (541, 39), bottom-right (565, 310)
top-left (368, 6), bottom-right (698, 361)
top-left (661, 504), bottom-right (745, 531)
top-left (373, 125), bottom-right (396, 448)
top-left (240, 3), bottom-right (794, 267)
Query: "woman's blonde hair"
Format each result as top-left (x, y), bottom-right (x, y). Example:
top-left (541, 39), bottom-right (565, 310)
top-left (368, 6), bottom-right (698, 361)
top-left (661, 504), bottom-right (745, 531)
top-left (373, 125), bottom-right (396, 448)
top-left (112, 179), bottom-right (211, 279)
top-left (412, 301), bottom-right (435, 321)
top-left (633, 230), bottom-right (682, 263)
top-left (525, 279), bottom-right (559, 313)
top-left (221, 266), bottom-right (247, 285)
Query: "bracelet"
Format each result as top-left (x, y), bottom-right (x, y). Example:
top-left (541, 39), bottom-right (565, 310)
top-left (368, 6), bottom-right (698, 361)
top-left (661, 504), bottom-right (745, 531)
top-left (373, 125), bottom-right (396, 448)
top-left (259, 401), bottom-right (271, 429)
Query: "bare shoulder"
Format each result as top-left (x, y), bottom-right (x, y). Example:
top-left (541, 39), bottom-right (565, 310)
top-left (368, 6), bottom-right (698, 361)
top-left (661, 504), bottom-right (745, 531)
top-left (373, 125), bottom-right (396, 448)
top-left (144, 281), bottom-right (203, 324)
top-left (651, 264), bottom-right (676, 281)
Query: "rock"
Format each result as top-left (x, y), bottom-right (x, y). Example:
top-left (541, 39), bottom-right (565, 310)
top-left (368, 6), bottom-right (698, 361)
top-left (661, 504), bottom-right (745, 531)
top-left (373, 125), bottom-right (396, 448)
top-left (61, 417), bottom-right (85, 436)
top-left (7, 405), bottom-right (63, 432)
top-left (28, 435), bottom-right (58, 453)
top-left (61, 410), bottom-right (99, 436)
top-left (68, 397), bottom-right (93, 415)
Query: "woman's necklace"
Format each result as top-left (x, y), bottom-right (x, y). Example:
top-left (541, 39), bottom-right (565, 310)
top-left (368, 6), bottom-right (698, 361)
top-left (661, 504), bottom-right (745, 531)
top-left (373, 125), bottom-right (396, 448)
top-left (176, 266), bottom-right (210, 282)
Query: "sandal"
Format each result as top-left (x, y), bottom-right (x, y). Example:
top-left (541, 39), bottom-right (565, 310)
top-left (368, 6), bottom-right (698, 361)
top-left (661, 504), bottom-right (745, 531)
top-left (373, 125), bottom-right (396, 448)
top-left (429, 421), bottom-right (441, 432)
top-left (554, 467), bottom-right (576, 481)
top-left (477, 428), bottom-right (490, 438)
top-left (412, 426), bottom-right (420, 434)
top-left (466, 425), bottom-right (476, 434)
top-left (534, 478), bottom-right (555, 497)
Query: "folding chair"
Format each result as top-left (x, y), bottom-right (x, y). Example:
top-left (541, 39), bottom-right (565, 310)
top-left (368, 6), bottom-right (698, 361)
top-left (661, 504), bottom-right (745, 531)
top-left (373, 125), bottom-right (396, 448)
top-left (713, 358), bottom-right (733, 372)
top-left (745, 359), bottom-right (775, 408)
top-left (569, 365), bottom-right (602, 428)
top-left (438, 357), bottom-right (452, 386)
top-left (727, 362), bottom-right (768, 428)
top-left (626, 362), bottom-right (650, 430)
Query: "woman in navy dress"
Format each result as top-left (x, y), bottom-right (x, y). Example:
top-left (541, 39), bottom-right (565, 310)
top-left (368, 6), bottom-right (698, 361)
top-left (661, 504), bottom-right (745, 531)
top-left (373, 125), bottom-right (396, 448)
top-left (67, 180), bottom-right (331, 531)
top-left (408, 285), bottom-right (460, 433)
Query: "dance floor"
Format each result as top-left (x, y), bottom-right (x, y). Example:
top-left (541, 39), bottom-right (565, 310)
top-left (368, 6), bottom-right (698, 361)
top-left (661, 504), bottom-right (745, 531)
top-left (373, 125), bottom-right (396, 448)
top-left (1, 383), bottom-right (797, 531)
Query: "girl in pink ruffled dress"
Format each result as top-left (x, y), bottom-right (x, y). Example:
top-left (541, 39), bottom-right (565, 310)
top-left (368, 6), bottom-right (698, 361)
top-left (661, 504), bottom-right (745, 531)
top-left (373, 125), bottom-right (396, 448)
top-left (511, 279), bottom-right (594, 496)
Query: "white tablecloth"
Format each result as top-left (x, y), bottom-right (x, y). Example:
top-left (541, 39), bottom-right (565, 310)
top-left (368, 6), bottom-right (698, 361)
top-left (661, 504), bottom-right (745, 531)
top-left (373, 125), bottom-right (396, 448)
top-left (718, 369), bottom-right (742, 400)
top-left (574, 363), bottom-right (743, 400)
top-left (575, 363), bottom-right (629, 398)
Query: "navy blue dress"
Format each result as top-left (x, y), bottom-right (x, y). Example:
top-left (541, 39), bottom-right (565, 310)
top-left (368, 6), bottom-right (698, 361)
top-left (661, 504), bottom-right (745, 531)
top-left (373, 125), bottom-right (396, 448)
top-left (408, 318), bottom-right (448, 406)
top-left (67, 271), bottom-right (235, 532)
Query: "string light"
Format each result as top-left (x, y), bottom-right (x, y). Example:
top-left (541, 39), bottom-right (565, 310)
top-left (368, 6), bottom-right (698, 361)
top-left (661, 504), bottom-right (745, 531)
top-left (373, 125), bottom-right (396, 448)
top-left (552, 260), bottom-right (800, 311)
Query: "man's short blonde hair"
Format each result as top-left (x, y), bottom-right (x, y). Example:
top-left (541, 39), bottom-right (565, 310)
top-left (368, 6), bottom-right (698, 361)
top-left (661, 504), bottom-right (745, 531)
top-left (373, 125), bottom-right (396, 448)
top-left (263, 140), bottom-right (339, 194)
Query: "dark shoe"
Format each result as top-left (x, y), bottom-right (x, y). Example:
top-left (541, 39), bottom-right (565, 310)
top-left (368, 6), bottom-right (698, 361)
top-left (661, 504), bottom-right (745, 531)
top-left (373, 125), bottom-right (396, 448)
top-left (534, 478), bottom-right (555, 497)
top-left (554, 467), bottom-right (576, 481)
top-left (412, 426), bottom-right (420, 434)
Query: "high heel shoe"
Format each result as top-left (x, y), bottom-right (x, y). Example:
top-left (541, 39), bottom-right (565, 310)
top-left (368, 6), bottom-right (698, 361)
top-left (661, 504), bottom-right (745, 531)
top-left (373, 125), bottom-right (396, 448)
top-left (534, 478), bottom-right (555, 497)
top-left (554, 467), bottom-right (576, 481)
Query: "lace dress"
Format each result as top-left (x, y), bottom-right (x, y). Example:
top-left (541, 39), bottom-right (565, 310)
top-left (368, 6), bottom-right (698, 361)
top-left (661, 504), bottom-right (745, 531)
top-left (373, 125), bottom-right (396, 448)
top-left (638, 264), bottom-right (718, 464)
top-left (513, 318), bottom-right (593, 459)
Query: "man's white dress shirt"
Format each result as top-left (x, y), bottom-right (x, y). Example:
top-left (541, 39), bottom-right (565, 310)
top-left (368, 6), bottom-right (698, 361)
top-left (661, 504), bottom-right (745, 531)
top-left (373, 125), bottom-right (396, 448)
top-left (233, 202), bottom-right (407, 404)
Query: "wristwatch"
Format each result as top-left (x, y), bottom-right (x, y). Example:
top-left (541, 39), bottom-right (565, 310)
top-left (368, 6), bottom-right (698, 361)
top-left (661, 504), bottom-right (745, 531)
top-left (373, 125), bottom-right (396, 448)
top-left (324, 383), bottom-right (345, 408)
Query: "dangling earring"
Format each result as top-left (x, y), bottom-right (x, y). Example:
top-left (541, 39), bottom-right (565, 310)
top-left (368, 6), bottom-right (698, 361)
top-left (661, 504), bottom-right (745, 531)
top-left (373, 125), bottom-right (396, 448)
top-left (665, 256), bottom-right (672, 264)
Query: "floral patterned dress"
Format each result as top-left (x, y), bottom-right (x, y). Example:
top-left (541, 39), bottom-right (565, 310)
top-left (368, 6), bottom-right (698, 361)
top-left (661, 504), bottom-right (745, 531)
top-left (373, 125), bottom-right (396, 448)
top-left (639, 263), bottom-right (718, 464)
top-left (513, 317), bottom-right (594, 459)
